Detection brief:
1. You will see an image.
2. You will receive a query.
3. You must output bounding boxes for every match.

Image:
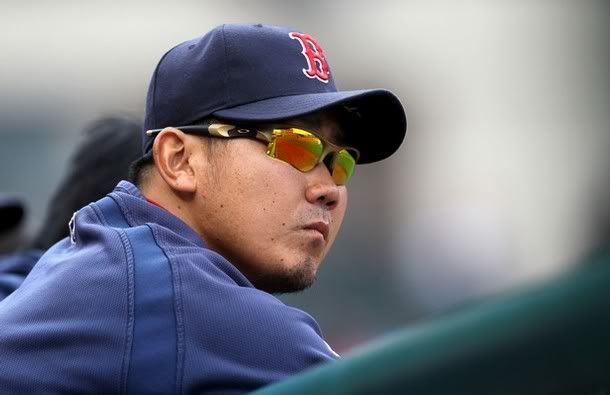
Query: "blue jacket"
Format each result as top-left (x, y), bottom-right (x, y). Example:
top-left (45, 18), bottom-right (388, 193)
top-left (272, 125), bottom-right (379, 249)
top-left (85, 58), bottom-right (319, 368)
top-left (0, 181), bottom-right (336, 394)
top-left (0, 249), bottom-right (44, 300)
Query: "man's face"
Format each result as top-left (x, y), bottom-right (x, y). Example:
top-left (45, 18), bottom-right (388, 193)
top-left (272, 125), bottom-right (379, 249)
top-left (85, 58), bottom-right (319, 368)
top-left (192, 112), bottom-right (349, 293)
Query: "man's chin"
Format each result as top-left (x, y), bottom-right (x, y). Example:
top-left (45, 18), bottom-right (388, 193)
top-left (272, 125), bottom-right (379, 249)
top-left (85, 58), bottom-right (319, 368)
top-left (251, 257), bottom-right (318, 294)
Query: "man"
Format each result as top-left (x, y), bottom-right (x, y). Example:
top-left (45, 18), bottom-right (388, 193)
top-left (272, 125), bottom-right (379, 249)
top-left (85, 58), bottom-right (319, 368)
top-left (0, 116), bottom-right (142, 300)
top-left (0, 24), bottom-right (406, 393)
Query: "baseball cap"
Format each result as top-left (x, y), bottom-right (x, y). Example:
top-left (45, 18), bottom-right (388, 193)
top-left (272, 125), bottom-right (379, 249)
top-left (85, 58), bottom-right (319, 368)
top-left (144, 23), bottom-right (407, 164)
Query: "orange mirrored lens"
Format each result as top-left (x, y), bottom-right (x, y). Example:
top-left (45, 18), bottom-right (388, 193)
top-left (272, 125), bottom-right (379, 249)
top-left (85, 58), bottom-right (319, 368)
top-left (268, 128), bottom-right (356, 185)
top-left (271, 129), bottom-right (323, 172)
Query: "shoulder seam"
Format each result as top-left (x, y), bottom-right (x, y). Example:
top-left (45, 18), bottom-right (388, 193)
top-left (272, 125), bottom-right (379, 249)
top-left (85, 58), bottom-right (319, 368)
top-left (144, 224), bottom-right (185, 394)
top-left (116, 228), bottom-right (136, 395)
top-left (91, 199), bottom-right (137, 394)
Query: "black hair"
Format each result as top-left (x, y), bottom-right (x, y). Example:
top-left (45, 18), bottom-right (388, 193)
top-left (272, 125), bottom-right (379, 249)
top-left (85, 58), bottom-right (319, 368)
top-left (128, 152), bottom-right (154, 187)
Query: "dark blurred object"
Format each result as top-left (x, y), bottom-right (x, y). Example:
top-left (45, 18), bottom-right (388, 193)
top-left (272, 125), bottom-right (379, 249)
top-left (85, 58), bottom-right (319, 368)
top-left (590, 170), bottom-right (610, 253)
top-left (0, 194), bottom-right (25, 254)
top-left (253, 250), bottom-right (610, 395)
top-left (30, 116), bottom-right (142, 250)
top-left (0, 115), bottom-right (142, 301)
top-left (0, 194), bottom-right (24, 236)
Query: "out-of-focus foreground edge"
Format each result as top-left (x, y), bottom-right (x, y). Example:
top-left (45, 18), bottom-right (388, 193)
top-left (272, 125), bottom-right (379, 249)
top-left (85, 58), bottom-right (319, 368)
top-left (252, 251), bottom-right (610, 395)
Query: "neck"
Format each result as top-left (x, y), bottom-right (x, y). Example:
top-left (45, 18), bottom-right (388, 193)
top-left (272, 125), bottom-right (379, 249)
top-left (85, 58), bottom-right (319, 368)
top-left (141, 175), bottom-right (204, 241)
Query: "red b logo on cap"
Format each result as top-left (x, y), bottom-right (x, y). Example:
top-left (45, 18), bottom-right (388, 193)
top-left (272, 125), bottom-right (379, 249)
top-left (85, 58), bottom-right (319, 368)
top-left (289, 32), bottom-right (330, 84)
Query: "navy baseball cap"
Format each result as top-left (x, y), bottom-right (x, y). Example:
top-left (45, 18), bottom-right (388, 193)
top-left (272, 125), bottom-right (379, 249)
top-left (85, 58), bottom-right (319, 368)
top-left (144, 23), bottom-right (407, 164)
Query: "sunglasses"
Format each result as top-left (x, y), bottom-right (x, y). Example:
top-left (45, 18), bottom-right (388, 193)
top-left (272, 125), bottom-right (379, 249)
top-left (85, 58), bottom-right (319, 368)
top-left (146, 123), bottom-right (360, 185)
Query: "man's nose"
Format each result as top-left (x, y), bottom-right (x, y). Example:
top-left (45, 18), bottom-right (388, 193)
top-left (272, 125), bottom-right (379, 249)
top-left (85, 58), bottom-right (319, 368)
top-left (304, 164), bottom-right (341, 209)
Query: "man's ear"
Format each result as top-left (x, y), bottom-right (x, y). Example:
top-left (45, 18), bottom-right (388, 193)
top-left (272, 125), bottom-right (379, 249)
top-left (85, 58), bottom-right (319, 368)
top-left (152, 127), bottom-right (199, 194)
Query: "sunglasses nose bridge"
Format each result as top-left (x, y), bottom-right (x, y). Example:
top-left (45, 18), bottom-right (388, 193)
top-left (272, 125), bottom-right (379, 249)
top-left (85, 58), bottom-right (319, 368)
top-left (316, 144), bottom-right (338, 174)
top-left (321, 150), bottom-right (336, 173)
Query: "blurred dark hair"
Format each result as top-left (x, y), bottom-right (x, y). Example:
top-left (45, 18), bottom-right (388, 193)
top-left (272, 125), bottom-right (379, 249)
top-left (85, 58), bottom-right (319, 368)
top-left (0, 195), bottom-right (25, 254)
top-left (0, 196), bottom-right (24, 236)
top-left (128, 151), bottom-right (154, 187)
top-left (30, 116), bottom-right (142, 250)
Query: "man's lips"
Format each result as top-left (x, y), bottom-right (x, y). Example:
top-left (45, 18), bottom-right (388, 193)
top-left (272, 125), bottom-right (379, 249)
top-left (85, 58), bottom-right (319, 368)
top-left (302, 222), bottom-right (329, 240)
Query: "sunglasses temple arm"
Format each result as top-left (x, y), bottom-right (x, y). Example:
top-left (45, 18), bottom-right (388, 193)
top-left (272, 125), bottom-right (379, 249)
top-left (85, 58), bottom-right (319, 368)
top-left (178, 125), bottom-right (216, 136)
top-left (146, 124), bottom-right (236, 138)
top-left (145, 124), bottom-right (265, 141)
top-left (145, 125), bottom-right (214, 137)
top-left (209, 125), bottom-right (267, 140)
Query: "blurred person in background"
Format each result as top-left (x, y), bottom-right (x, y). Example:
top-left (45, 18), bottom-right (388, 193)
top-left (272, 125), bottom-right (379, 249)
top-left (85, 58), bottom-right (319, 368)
top-left (0, 116), bottom-right (142, 300)
top-left (0, 23), bottom-right (406, 393)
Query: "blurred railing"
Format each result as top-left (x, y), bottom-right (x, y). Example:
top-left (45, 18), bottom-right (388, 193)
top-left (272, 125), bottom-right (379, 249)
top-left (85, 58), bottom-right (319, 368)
top-left (253, 251), bottom-right (610, 395)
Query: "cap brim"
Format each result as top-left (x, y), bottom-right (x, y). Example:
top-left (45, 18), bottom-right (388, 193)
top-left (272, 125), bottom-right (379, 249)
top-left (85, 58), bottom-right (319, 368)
top-left (212, 89), bottom-right (407, 164)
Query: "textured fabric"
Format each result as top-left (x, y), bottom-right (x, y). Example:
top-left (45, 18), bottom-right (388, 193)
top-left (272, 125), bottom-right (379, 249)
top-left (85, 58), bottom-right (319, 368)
top-left (0, 181), bottom-right (336, 394)
top-left (0, 250), bottom-right (44, 300)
